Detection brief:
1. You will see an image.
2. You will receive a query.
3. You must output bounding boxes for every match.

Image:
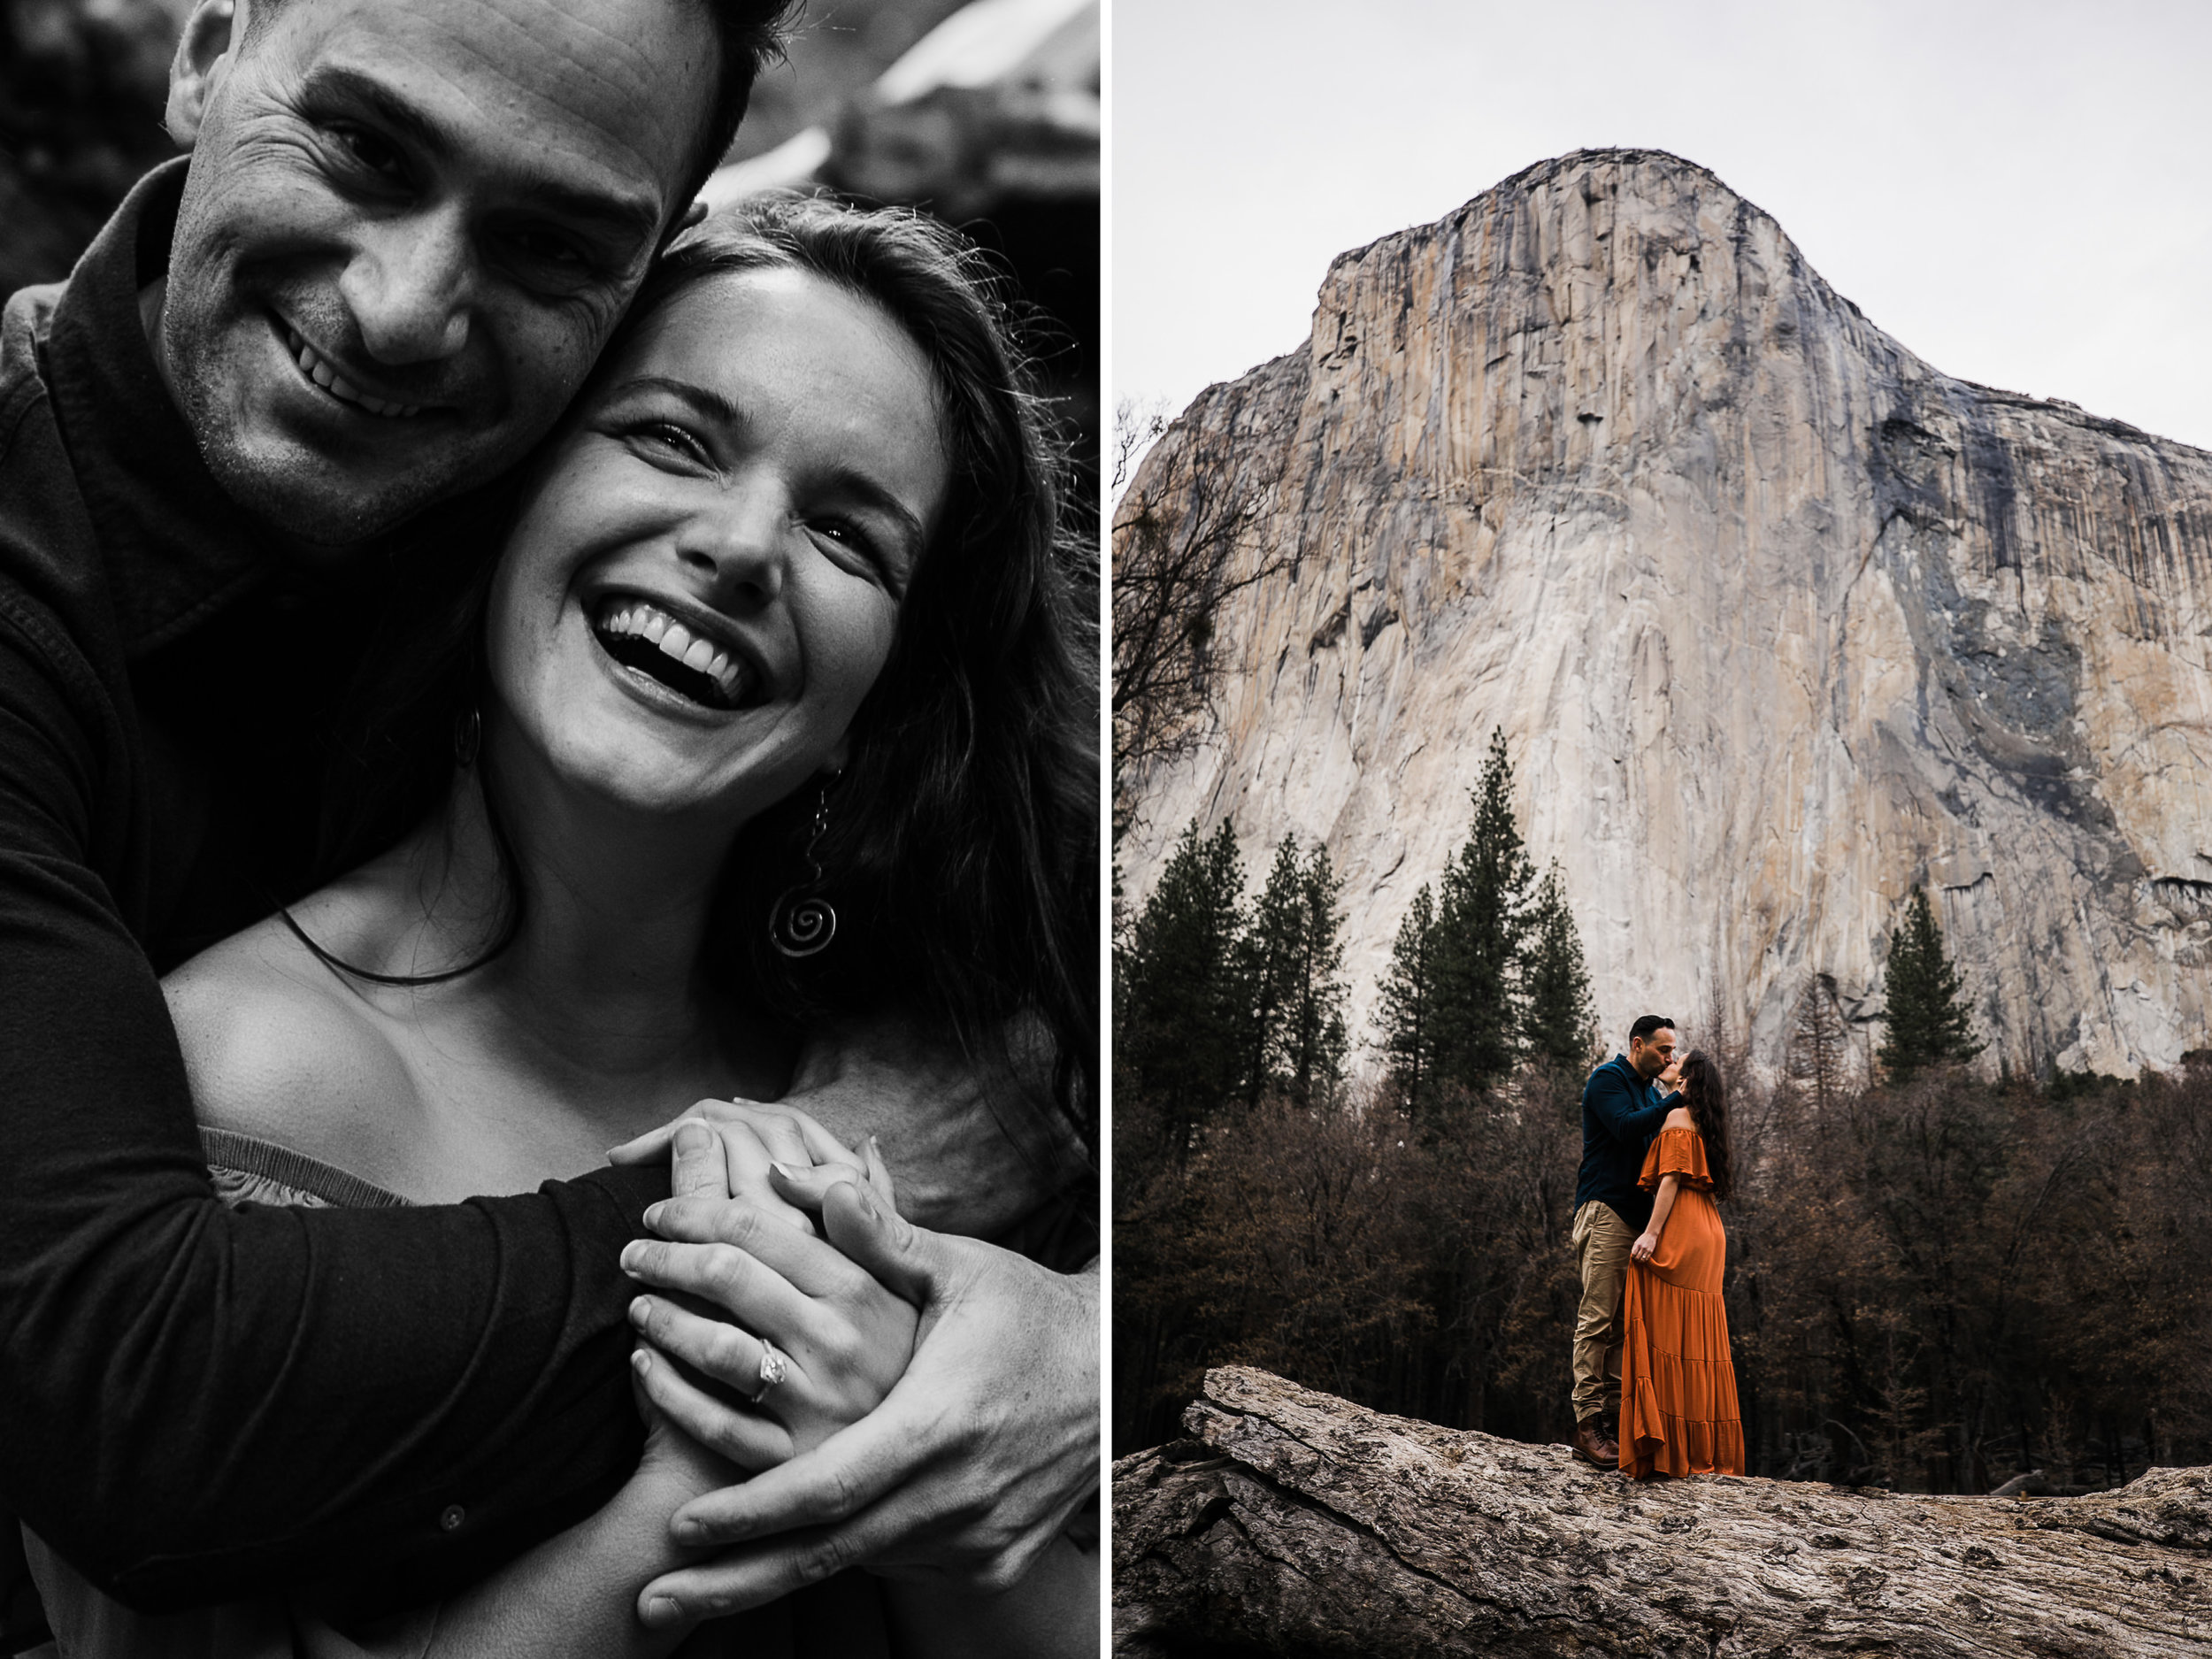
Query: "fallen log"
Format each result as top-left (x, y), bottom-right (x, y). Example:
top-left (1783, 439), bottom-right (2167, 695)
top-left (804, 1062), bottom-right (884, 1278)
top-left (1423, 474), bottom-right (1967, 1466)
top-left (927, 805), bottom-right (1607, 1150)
top-left (1114, 1366), bottom-right (2212, 1657)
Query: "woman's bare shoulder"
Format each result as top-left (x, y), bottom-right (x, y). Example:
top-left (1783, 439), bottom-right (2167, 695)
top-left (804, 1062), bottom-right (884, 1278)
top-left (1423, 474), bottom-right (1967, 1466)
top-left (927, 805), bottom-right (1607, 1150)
top-left (1663, 1103), bottom-right (1697, 1130)
top-left (162, 910), bottom-right (420, 1172)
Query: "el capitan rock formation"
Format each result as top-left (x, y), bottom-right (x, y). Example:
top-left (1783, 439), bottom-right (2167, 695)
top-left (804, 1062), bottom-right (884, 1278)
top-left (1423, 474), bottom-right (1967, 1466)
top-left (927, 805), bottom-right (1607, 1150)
top-left (1118, 148), bottom-right (2211, 1078)
top-left (1114, 1367), bottom-right (2212, 1656)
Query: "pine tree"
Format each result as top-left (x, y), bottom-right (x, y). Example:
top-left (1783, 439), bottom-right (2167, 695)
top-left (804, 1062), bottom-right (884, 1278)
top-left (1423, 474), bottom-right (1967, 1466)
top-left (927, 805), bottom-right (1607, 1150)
top-left (1877, 886), bottom-right (1985, 1081)
top-left (1280, 841), bottom-right (1349, 1104)
top-left (1521, 861), bottom-right (1596, 1070)
top-left (1235, 835), bottom-right (1307, 1106)
top-left (1430, 728), bottom-right (1537, 1093)
top-left (1236, 835), bottom-right (1351, 1106)
top-left (1375, 883), bottom-right (1438, 1112)
top-left (1117, 818), bottom-right (1248, 1156)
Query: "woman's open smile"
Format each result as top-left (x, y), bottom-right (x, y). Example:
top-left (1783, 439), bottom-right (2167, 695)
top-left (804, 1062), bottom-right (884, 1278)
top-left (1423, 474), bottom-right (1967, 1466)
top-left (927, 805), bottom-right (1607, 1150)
top-left (488, 265), bottom-right (948, 821)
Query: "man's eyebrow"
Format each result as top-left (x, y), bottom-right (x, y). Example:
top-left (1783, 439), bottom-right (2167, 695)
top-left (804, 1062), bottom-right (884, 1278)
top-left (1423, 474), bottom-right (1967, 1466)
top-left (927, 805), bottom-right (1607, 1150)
top-left (299, 65), bottom-right (663, 241)
top-left (614, 375), bottom-right (930, 554)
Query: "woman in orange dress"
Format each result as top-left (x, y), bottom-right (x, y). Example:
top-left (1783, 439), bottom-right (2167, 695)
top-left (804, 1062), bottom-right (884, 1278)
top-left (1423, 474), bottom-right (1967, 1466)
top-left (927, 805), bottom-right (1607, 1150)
top-left (1619, 1048), bottom-right (1745, 1479)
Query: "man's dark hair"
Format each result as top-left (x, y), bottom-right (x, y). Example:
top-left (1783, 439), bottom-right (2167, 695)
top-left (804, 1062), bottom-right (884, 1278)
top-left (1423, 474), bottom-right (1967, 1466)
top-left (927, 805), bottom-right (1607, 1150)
top-left (243, 0), bottom-right (799, 211)
top-left (1628, 1014), bottom-right (1675, 1045)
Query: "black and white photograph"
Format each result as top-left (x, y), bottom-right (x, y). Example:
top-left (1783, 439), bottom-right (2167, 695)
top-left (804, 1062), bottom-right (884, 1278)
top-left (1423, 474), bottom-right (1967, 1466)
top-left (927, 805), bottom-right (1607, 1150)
top-left (0, 0), bottom-right (1099, 1654)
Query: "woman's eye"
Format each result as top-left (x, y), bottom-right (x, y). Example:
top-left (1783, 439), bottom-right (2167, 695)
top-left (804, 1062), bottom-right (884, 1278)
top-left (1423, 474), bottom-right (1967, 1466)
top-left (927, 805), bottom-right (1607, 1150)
top-left (624, 421), bottom-right (709, 465)
top-left (810, 520), bottom-right (898, 588)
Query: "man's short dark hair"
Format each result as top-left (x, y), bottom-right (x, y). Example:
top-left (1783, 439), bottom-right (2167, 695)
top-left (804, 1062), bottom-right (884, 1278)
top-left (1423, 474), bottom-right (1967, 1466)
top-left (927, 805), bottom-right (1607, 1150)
top-left (1629, 1014), bottom-right (1675, 1045)
top-left (243, 0), bottom-right (798, 209)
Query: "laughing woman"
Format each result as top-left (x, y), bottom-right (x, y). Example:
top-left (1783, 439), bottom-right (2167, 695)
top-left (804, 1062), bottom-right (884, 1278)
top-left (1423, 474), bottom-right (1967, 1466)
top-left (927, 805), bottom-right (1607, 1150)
top-left (23, 196), bottom-right (1095, 1656)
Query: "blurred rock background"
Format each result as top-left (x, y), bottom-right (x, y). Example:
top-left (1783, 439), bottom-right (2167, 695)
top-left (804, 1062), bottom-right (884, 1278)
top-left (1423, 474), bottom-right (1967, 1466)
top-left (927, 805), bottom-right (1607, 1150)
top-left (0, 0), bottom-right (1097, 478)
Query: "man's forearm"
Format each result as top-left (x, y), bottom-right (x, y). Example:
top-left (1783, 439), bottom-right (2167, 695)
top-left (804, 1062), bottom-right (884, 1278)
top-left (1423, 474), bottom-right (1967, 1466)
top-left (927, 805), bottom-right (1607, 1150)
top-left (0, 787), bottom-right (659, 1612)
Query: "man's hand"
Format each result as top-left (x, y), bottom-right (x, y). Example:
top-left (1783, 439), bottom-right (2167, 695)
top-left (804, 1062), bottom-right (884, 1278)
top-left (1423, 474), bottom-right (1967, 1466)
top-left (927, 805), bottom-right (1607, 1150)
top-left (630, 1184), bottom-right (1099, 1625)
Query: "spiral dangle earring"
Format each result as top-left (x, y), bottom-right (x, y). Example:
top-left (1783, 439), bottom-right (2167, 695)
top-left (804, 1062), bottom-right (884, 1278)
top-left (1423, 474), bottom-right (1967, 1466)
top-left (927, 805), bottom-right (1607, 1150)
top-left (452, 705), bottom-right (482, 769)
top-left (768, 781), bottom-right (839, 958)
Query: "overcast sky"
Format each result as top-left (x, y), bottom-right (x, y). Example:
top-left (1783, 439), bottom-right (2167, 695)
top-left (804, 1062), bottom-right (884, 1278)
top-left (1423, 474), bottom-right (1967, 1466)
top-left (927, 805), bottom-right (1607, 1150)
top-left (1112, 0), bottom-right (2212, 452)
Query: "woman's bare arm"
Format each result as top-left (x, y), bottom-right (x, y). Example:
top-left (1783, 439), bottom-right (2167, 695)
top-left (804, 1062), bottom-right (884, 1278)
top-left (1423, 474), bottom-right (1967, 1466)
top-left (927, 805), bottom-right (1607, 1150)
top-left (1632, 1173), bottom-right (1683, 1263)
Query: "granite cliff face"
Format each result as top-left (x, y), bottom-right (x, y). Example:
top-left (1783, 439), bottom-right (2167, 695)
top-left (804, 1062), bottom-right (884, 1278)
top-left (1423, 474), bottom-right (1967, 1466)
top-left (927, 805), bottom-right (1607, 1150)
top-left (1119, 149), bottom-right (2212, 1079)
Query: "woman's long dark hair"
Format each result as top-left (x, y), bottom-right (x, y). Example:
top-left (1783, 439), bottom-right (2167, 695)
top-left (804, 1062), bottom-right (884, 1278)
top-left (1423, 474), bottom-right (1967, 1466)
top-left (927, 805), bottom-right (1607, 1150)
top-left (315, 194), bottom-right (1099, 1156)
top-left (1676, 1048), bottom-right (1733, 1201)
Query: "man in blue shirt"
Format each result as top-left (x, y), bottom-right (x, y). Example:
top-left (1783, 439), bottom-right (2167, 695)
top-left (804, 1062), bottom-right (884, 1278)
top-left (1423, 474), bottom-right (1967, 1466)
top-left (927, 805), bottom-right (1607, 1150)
top-left (1568, 1015), bottom-right (1678, 1466)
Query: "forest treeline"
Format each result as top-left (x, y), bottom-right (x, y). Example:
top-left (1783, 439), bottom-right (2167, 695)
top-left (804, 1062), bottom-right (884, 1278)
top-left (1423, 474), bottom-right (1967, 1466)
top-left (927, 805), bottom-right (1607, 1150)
top-left (1113, 739), bottom-right (2212, 1492)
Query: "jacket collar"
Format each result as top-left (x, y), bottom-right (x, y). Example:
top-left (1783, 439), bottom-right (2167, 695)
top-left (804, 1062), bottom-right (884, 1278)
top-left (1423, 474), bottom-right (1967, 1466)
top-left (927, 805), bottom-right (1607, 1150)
top-left (42, 158), bottom-right (277, 657)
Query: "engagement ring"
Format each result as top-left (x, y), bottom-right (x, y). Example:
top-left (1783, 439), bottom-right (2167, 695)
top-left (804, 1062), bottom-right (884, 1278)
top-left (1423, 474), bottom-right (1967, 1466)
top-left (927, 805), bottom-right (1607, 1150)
top-left (750, 1340), bottom-right (787, 1402)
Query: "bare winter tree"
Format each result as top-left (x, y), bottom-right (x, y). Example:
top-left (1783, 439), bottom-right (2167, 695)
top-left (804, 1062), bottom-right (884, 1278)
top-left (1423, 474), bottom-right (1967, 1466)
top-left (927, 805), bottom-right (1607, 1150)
top-left (1788, 970), bottom-right (1849, 1113)
top-left (1110, 397), bottom-right (1288, 841)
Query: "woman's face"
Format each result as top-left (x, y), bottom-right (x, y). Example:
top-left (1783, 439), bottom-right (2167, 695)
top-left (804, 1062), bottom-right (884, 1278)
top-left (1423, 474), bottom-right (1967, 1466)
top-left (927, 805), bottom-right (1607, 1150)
top-left (487, 265), bottom-right (947, 824)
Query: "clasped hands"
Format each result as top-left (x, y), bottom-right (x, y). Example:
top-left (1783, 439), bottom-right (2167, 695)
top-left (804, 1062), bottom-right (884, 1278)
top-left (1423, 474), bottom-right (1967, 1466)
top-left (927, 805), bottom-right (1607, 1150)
top-left (605, 1100), bottom-right (1099, 1627)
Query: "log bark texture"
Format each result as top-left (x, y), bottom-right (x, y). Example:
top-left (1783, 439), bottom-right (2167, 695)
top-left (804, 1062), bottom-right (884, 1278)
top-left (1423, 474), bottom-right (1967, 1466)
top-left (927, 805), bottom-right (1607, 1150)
top-left (1114, 1366), bottom-right (2212, 1657)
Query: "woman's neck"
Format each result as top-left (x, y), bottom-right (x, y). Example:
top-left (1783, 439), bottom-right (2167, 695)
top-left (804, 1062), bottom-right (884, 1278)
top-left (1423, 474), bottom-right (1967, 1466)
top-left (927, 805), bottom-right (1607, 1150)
top-left (374, 732), bottom-right (752, 1086)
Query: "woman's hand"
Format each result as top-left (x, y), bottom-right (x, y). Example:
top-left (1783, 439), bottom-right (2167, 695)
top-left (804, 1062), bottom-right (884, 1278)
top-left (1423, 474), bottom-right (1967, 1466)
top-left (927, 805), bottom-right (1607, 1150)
top-left (1630, 1230), bottom-right (1659, 1264)
top-left (629, 1346), bottom-right (743, 1508)
top-left (607, 1099), bottom-right (895, 1234)
top-left (621, 1143), bottom-right (918, 1469)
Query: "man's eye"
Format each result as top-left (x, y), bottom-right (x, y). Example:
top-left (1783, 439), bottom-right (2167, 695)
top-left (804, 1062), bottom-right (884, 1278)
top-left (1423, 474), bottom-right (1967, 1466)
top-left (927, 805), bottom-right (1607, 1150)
top-left (505, 226), bottom-right (589, 270)
top-left (331, 125), bottom-right (407, 182)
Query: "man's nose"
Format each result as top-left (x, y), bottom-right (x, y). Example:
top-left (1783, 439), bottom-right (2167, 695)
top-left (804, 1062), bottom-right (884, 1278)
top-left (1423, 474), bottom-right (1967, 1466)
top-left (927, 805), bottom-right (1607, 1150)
top-left (340, 209), bottom-right (473, 365)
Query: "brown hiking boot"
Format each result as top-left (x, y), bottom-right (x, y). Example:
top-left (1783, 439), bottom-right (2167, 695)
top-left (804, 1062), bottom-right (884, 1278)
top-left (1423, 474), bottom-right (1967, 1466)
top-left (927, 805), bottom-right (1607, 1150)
top-left (1571, 1417), bottom-right (1618, 1467)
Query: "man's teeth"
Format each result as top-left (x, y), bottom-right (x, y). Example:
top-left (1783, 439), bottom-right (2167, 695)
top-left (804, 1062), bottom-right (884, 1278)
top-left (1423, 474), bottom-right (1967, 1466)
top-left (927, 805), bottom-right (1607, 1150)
top-left (285, 328), bottom-right (422, 419)
top-left (597, 602), bottom-right (749, 703)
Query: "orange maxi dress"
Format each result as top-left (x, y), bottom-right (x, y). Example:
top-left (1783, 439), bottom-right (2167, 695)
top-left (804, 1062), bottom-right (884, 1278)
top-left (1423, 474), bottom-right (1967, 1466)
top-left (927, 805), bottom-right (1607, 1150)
top-left (1618, 1125), bottom-right (1744, 1479)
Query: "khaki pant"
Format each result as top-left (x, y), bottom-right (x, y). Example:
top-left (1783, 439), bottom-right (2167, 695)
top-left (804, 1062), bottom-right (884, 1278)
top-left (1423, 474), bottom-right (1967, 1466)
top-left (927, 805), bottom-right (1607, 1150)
top-left (1570, 1199), bottom-right (1634, 1425)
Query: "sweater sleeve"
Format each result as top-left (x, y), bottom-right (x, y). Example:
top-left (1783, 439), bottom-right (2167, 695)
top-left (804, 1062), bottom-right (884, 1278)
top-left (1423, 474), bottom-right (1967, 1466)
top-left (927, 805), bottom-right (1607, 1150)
top-left (0, 613), bottom-right (664, 1617)
top-left (1583, 1063), bottom-right (1671, 1150)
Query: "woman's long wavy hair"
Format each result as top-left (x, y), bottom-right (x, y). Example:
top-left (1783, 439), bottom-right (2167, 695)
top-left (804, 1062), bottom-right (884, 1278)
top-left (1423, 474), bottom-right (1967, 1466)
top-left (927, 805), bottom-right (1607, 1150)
top-left (314, 194), bottom-right (1099, 1156)
top-left (1675, 1048), bottom-right (1733, 1200)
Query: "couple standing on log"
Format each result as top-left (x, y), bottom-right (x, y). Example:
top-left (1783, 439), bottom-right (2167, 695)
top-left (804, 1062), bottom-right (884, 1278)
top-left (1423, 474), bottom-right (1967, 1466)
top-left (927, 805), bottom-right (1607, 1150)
top-left (1568, 1016), bottom-right (1744, 1479)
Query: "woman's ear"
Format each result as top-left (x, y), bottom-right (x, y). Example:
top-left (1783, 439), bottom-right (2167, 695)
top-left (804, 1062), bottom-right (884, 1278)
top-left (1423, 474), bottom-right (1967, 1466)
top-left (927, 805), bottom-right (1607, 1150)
top-left (166, 0), bottom-right (247, 149)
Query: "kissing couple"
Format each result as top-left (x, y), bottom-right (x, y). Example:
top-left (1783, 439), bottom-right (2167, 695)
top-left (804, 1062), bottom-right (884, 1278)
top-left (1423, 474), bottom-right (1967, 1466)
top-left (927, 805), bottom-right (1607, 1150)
top-left (0, 0), bottom-right (1098, 1653)
top-left (1568, 1016), bottom-right (1744, 1480)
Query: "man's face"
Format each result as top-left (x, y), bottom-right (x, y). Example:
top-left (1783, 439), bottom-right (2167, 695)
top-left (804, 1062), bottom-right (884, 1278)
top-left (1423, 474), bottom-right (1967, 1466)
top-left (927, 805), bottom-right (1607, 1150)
top-left (1629, 1027), bottom-right (1677, 1079)
top-left (157, 0), bottom-right (719, 549)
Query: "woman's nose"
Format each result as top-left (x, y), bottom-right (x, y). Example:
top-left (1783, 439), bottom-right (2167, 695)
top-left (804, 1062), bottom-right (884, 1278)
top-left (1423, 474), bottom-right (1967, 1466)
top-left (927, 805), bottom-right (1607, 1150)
top-left (676, 487), bottom-right (788, 606)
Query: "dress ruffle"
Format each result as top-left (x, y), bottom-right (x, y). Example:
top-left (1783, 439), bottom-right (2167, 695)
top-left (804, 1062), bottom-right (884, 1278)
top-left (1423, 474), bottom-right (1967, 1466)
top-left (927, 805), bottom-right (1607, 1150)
top-left (1639, 1125), bottom-right (1714, 1191)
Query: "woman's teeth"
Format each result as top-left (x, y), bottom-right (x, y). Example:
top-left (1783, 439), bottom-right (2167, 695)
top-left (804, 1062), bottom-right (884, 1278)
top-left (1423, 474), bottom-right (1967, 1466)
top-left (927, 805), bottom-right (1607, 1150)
top-left (595, 601), bottom-right (750, 707)
top-left (285, 328), bottom-right (422, 419)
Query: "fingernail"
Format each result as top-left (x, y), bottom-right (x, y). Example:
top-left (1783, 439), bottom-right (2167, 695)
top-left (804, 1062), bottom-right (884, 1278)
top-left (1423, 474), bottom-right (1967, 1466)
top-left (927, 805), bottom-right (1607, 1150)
top-left (672, 1518), bottom-right (707, 1545)
top-left (629, 1295), bottom-right (653, 1325)
top-left (673, 1121), bottom-right (714, 1156)
top-left (854, 1187), bottom-right (879, 1222)
top-left (642, 1596), bottom-right (681, 1627)
top-left (771, 1162), bottom-right (805, 1183)
top-left (632, 1348), bottom-right (651, 1374)
top-left (621, 1242), bottom-right (648, 1276)
top-left (643, 1202), bottom-right (664, 1230)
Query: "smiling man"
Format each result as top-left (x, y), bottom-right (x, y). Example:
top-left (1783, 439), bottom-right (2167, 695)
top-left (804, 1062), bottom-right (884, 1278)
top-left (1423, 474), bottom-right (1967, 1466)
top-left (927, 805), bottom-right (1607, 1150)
top-left (0, 0), bottom-right (1096, 1642)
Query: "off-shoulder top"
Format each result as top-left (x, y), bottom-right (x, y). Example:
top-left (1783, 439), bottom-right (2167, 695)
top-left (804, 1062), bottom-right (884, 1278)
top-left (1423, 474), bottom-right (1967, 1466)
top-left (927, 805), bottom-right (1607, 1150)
top-left (1637, 1124), bottom-right (1716, 1193)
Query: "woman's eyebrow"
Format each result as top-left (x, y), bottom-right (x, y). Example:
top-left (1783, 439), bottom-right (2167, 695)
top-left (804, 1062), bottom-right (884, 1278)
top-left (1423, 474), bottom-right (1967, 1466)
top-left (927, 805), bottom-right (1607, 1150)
top-left (614, 374), bottom-right (744, 428)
